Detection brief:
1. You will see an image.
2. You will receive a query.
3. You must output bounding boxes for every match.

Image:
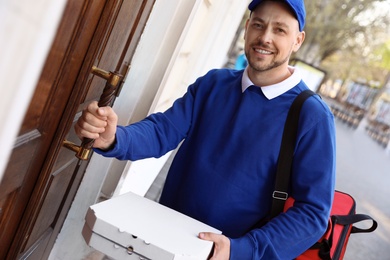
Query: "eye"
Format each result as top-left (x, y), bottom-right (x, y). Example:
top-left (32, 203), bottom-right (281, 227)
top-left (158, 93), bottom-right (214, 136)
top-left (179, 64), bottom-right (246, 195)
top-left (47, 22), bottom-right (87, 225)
top-left (275, 28), bottom-right (286, 34)
top-left (252, 22), bottom-right (263, 29)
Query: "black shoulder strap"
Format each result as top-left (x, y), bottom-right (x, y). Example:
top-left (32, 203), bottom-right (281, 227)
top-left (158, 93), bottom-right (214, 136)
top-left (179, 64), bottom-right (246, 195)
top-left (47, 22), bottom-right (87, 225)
top-left (270, 90), bottom-right (316, 218)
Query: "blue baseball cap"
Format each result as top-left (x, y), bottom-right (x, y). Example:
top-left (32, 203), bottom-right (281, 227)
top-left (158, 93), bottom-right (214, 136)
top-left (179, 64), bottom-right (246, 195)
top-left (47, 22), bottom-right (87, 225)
top-left (248, 0), bottom-right (306, 31)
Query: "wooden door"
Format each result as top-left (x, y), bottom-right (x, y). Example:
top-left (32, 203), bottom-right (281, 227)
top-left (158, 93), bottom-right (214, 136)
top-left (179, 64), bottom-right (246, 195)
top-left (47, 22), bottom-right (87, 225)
top-left (0, 0), bottom-right (154, 259)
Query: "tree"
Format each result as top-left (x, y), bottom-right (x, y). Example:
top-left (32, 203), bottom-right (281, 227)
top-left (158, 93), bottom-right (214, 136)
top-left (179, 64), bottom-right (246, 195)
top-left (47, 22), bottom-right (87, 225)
top-left (296, 0), bottom-right (390, 72)
top-left (375, 40), bottom-right (390, 70)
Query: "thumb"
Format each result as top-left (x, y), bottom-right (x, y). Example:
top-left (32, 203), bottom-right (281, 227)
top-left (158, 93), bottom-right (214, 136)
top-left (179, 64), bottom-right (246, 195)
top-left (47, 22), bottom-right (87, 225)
top-left (199, 232), bottom-right (230, 260)
top-left (199, 232), bottom-right (215, 241)
top-left (96, 106), bottom-right (109, 117)
top-left (96, 106), bottom-right (117, 121)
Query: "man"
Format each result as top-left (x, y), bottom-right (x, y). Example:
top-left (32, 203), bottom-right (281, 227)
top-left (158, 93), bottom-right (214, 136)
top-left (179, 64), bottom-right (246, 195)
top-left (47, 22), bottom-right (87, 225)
top-left (75, 0), bottom-right (336, 259)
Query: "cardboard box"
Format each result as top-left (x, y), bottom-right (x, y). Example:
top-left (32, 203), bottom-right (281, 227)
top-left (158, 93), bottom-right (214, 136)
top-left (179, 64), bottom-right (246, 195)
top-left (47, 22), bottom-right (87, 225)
top-left (82, 192), bottom-right (221, 259)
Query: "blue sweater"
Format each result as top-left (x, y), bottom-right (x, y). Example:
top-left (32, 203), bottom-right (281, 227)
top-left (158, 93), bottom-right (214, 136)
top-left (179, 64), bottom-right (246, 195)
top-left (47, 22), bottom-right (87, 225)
top-left (96, 69), bottom-right (336, 259)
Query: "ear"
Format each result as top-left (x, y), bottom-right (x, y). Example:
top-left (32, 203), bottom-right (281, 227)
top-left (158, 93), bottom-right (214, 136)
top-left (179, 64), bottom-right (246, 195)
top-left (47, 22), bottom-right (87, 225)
top-left (293, 31), bottom-right (305, 52)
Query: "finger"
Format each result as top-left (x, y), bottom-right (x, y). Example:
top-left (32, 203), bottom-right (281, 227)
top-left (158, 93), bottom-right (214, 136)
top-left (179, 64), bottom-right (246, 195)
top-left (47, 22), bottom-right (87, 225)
top-left (74, 122), bottom-right (101, 140)
top-left (199, 232), bottom-right (215, 242)
top-left (76, 111), bottom-right (108, 136)
top-left (75, 110), bottom-right (107, 140)
top-left (199, 233), bottom-right (230, 260)
top-left (199, 233), bottom-right (217, 260)
top-left (199, 232), bottom-right (225, 243)
top-left (96, 106), bottom-right (117, 121)
top-left (86, 102), bottom-right (117, 125)
top-left (86, 101), bottom-right (100, 116)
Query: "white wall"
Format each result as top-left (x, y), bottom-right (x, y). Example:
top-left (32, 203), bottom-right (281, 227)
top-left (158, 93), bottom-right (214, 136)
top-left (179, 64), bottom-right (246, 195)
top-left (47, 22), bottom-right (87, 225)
top-left (115, 0), bottom-right (249, 197)
top-left (0, 0), bottom-right (66, 181)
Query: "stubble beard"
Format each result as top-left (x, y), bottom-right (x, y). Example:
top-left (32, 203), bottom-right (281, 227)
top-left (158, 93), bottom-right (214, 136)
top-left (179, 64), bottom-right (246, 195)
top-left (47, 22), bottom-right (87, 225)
top-left (245, 41), bottom-right (295, 73)
top-left (245, 49), bottom-right (290, 73)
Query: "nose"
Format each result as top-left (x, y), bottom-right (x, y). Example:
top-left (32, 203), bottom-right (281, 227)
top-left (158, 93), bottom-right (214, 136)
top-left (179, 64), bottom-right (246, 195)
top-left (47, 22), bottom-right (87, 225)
top-left (257, 27), bottom-right (272, 44)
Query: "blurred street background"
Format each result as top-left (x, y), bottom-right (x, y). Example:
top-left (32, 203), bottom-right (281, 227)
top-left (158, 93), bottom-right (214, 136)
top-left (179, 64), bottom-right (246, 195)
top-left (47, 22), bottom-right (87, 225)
top-left (331, 114), bottom-right (390, 259)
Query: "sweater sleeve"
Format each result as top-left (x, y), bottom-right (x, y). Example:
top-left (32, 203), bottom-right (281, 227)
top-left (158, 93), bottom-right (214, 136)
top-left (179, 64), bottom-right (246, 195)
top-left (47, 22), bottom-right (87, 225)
top-left (94, 85), bottom-right (196, 161)
top-left (230, 103), bottom-right (336, 259)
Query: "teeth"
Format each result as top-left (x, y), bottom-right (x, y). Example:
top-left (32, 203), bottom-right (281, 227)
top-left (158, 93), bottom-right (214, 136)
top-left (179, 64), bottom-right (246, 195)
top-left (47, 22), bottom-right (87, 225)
top-left (255, 49), bottom-right (272, 54)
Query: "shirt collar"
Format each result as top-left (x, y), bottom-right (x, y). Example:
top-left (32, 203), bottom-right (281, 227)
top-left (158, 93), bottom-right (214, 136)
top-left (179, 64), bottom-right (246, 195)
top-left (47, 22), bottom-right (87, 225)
top-left (241, 66), bottom-right (302, 100)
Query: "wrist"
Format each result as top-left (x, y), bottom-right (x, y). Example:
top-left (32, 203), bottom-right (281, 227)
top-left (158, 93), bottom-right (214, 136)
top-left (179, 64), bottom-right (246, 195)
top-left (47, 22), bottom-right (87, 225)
top-left (100, 137), bottom-right (117, 151)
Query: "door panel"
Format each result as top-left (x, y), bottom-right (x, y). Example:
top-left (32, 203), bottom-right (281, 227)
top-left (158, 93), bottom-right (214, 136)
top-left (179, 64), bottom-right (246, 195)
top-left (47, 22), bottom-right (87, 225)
top-left (0, 0), bottom-right (154, 259)
top-left (0, 133), bottom-right (40, 199)
top-left (24, 158), bottom-right (78, 251)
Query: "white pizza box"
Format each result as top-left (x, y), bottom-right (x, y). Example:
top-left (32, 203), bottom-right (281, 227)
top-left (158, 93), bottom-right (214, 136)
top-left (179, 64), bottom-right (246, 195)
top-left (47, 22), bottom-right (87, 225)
top-left (82, 192), bottom-right (221, 260)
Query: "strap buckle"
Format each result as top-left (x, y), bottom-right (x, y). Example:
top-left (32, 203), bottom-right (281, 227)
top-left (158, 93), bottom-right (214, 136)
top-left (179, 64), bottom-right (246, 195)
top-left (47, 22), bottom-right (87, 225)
top-left (272, 191), bottom-right (288, 200)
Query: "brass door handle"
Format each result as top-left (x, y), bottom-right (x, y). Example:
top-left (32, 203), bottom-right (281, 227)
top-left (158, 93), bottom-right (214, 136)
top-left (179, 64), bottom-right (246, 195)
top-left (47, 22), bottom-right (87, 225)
top-left (63, 66), bottom-right (124, 160)
top-left (63, 140), bottom-right (93, 160)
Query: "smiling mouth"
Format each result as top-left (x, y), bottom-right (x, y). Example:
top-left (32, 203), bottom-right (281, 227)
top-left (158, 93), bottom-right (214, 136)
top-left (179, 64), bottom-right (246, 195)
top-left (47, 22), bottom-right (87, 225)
top-left (254, 48), bottom-right (273, 55)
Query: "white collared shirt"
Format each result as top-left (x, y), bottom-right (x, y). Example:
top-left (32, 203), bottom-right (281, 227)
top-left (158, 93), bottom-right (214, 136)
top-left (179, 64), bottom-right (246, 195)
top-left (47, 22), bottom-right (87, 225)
top-left (241, 66), bottom-right (302, 99)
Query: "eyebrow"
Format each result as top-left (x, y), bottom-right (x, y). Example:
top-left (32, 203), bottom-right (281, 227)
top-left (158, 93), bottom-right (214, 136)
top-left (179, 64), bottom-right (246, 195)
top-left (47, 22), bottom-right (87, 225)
top-left (251, 17), bottom-right (290, 30)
